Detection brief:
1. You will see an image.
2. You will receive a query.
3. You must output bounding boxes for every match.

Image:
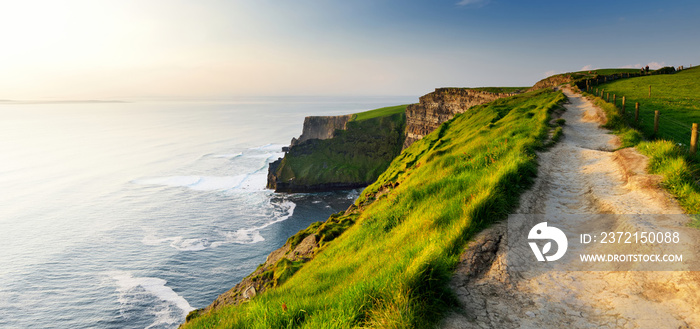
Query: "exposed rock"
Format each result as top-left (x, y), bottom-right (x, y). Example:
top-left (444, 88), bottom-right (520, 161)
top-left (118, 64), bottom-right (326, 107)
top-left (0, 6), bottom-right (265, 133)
top-left (268, 112), bottom-right (405, 192)
top-left (197, 236), bottom-right (310, 315)
top-left (528, 74), bottom-right (574, 92)
top-left (291, 114), bottom-right (353, 146)
top-left (403, 88), bottom-right (513, 149)
top-left (242, 286), bottom-right (256, 299)
top-left (266, 157), bottom-right (283, 190)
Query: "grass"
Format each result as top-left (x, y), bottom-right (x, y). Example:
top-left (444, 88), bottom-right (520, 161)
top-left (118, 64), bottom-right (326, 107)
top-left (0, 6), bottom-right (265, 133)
top-left (577, 70), bottom-right (700, 218)
top-left (182, 89), bottom-right (565, 328)
top-left (274, 109), bottom-right (406, 190)
top-left (636, 141), bottom-right (700, 215)
top-left (351, 105), bottom-right (408, 122)
top-left (571, 68), bottom-right (641, 76)
top-left (588, 66), bottom-right (700, 145)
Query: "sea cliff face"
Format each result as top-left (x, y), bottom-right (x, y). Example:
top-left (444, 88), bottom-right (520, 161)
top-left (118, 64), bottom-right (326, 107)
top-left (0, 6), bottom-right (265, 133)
top-left (403, 88), bottom-right (514, 149)
top-left (527, 74), bottom-right (574, 92)
top-left (267, 110), bottom-right (406, 193)
top-left (290, 115), bottom-right (353, 146)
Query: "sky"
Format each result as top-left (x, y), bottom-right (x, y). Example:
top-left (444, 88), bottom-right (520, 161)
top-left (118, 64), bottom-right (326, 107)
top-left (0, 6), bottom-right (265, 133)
top-left (1, 0), bottom-right (698, 100)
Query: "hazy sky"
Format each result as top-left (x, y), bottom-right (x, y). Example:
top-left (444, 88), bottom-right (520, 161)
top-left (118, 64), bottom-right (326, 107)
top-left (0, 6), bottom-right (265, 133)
top-left (1, 0), bottom-right (698, 100)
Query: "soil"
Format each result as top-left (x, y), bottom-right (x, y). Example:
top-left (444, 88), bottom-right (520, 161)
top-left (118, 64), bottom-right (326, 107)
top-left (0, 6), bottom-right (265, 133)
top-left (442, 89), bottom-right (700, 329)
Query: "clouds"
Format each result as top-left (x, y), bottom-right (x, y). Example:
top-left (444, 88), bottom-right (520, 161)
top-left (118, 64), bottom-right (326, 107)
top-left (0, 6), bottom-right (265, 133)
top-left (622, 62), bottom-right (666, 69)
top-left (580, 65), bottom-right (598, 71)
top-left (543, 70), bottom-right (558, 78)
top-left (456, 0), bottom-right (490, 7)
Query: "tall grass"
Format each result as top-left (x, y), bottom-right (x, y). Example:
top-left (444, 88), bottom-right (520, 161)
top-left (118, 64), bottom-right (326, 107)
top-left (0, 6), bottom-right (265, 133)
top-left (182, 89), bottom-right (565, 328)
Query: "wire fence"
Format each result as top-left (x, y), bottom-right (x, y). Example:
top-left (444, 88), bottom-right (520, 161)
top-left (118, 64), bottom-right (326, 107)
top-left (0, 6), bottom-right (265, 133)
top-left (576, 67), bottom-right (699, 155)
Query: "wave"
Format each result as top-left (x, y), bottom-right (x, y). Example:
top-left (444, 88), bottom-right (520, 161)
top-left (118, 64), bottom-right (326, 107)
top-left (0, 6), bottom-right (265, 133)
top-left (250, 143), bottom-right (286, 151)
top-left (142, 200), bottom-right (296, 251)
top-left (210, 152), bottom-right (242, 159)
top-left (347, 189), bottom-right (361, 200)
top-left (110, 271), bottom-right (194, 328)
top-left (133, 175), bottom-right (249, 191)
top-left (142, 236), bottom-right (211, 251)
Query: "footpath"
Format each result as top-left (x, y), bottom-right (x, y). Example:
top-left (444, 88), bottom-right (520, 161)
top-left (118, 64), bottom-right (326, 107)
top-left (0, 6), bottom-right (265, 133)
top-left (442, 89), bottom-right (700, 329)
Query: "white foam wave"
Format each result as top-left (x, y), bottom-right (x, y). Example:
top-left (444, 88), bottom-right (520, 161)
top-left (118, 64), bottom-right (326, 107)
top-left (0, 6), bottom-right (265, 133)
top-left (347, 189), bottom-right (360, 200)
top-left (111, 271), bottom-right (194, 328)
top-left (143, 200), bottom-right (296, 251)
top-left (142, 236), bottom-right (210, 251)
top-left (133, 175), bottom-right (248, 191)
top-left (211, 152), bottom-right (242, 159)
top-left (251, 143), bottom-right (286, 151)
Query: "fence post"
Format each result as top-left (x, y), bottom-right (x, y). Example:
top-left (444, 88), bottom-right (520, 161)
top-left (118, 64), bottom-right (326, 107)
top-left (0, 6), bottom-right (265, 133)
top-left (606, 93), bottom-right (609, 102)
top-left (635, 102), bottom-right (639, 123)
top-left (654, 110), bottom-right (660, 135)
top-left (613, 94), bottom-right (616, 106)
top-left (622, 96), bottom-right (626, 115)
top-left (691, 123), bottom-right (698, 156)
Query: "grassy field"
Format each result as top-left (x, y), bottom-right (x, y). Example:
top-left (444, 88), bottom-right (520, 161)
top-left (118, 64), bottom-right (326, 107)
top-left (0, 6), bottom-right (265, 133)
top-left (578, 69), bottom-right (700, 217)
top-left (571, 68), bottom-right (641, 76)
top-left (591, 66), bottom-right (700, 145)
top-left (350, 104), bottom-right (408, 122)
top-left (183, 89), bottom-right (565, 328)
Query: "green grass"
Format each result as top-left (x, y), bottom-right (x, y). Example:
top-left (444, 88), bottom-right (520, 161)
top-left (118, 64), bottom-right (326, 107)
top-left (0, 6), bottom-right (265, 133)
top-left (636, 141), bottom-right (700, 215)
top-left (577, 71), bottom-right (700, 218)
top-left (589, 66), bottom-right (700, 145)
top-left (351, 105), bottom-right (408, 122)
top-left (182, 89), bottom-right (565, 328)
top-left (274, 110), bottom-right (405, 190)
top-left (571, 68), bottom-right (641, 76)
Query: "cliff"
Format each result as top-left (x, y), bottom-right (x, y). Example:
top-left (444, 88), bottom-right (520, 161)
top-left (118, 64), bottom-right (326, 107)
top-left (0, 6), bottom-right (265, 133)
top-left (290, 115), bottom-right (352, 146)
top-left (186, 211), bottom-right (358, 321)
top-left (527, 74), bottom-right (574, 92)
top-left (402, 88), bottom-right (515, 149)
top-left (267, 106), bottom-right (407, 192)
top-left (182, 89), bottom-right (566, 328)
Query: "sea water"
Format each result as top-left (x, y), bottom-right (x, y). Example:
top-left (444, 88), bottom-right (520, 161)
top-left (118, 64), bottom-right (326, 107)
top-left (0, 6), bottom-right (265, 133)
top-left (0, 96), bottom-right (413, 329)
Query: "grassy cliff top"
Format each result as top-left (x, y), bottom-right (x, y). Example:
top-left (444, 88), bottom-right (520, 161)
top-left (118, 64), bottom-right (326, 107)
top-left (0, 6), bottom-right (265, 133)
top-left (437, 86), bottom-right (528, 94)
top-left (571, 68), bottom-right (641, 75)
top-left (350, 104), bottom-right (409, 122)
top-left (183, 89), bottom-right (565, 328)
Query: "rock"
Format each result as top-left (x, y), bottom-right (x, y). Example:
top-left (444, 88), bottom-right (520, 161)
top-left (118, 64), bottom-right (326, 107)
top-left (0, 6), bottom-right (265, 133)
top-left (403, 88), bottom-right (511, 149)
top-left (290, 234), bottom-right (318, 260)
top-left (291, 115), bottom-right (352, 146)
top-left (527, 75), bottom-right (574, 93)
top-left (526, 311), bottom-right (536, 318)
top-left (243, 286), bottom-right (256, 299)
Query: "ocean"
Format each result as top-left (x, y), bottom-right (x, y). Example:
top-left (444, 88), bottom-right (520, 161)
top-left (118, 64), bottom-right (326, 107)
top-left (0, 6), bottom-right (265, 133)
top-left (0, 96), bottom-right (414, 329)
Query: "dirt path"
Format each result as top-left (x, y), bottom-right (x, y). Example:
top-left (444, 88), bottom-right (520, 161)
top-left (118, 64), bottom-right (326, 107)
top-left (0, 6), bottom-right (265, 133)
top-left (442, 89), bottom-right (700, 329)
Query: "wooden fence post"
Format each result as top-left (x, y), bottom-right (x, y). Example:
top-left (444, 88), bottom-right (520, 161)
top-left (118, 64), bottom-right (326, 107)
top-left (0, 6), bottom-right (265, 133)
top-left (613, 94), bottom-right (616, 106)
top-left (606, 93), bottom-right (609, 102)
top-left (635, 102), bottom-right (639, 123)
top-left (622, 96), bottom-right (626, 114)
top-left (691, 123), bottom-right (698, 156)
top-left (654, 110), bottom-right (660, 135)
